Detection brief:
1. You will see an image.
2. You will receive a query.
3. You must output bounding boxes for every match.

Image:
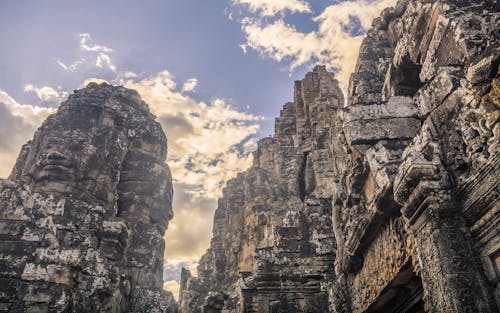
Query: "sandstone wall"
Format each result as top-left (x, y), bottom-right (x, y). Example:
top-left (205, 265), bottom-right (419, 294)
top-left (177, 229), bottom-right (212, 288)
top-left (338, 1), bottom-right (499, 312)
top-left (181, 1), bottom-right (499, 312)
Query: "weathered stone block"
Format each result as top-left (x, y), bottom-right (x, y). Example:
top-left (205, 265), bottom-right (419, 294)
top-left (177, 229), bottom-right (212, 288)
top-left (344, 117), bottom-right (421, 146)
top-left (342, 96), bottom-right (418, 123)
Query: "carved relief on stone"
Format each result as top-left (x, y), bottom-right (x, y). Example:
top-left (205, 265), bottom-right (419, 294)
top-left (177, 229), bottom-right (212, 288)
top-left (350, 218), bottom-right (414, 312)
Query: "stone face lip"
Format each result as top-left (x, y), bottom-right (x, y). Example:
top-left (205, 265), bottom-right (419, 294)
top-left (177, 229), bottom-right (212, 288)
top-left (0, 82), bottom-right (178, 313)
top-left (181, 0), bottom-right (500, 312)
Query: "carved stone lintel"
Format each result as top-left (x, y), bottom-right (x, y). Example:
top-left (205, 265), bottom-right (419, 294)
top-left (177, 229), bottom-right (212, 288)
top-left (401, 180), bottom-right (453, 233)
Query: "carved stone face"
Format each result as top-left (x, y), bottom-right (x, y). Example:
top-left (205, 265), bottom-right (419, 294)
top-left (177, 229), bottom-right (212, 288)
top-left (4, 84), bottom-right (174, 311)
top-left (12, 85), bottom-right (173, 223)
top-left (35, 147), bottom-right (75, 183)
top-left (32, 131), bottom-right (89, 193)
top-left (17, 103), bottom-right (120, 197)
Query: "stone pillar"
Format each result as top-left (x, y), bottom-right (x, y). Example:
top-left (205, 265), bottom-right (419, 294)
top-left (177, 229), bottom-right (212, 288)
top-left (394, 140), bottom-right (496, 312)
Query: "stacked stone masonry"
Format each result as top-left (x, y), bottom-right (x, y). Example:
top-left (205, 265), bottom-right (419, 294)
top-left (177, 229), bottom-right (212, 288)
top-left (181, 1), bottom-right (499, 312)
top-left (0, 84), bottom-right (178, 312)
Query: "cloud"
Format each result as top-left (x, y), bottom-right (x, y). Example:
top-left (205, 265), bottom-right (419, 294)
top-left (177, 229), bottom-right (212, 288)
top-left (57, 33), bottom-right (116, 72)
top-left (240, 18), bottom-right (322, 69)
top-left (0, 90), bottom-right (55, 177)
top-left (164, 259), bottom-right (199, 281)
top-left (57, 58), bottom-right (85, 72)
top-left (232, 0), bottom-right (311, 16)
top-left (182, 78), bottom-right (198, 92)
top-left (0, 103), bottom-right (31, 152)
top-left (165, 183), bottom-right (218, 260)
top-left (81, 77), bottom-right (110, 87)
top-left (79, 32), bottom-right (113, 53)
top-left (96, 53), bottom-right (116, 71)
top-left (122, 71), bottom-right (260, 197)
top-left (0, 90), bottom-right (56, 129)
top-left (233, 0), bottom-right (396, 87)
top-left (163, 280), bottom-right (180, 301)
top-left (23, 84), bottom-right (68, 104)
top-left (163, 258), bottom-right (199, 300)
top-left (122, 71), bottom-right (137, 78)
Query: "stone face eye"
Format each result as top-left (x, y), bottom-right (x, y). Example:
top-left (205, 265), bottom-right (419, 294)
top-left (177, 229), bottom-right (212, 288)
top-left (43, 138), bottom-right (57, 150)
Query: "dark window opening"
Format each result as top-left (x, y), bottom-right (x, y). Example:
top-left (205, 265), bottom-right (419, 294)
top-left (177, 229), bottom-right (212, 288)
top-left (393, 55), bottom-right (424, 97)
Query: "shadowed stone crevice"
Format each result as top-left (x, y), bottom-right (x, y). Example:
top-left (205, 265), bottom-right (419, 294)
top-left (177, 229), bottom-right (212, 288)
top-left (386, 54), bottom-right (424, 98)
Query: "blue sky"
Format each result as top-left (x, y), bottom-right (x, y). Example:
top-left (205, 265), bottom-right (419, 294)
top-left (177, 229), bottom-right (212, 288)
top-left (0, 0), bottom-right (396, 298)
top-left (0, 0), bottom-right (322, 134)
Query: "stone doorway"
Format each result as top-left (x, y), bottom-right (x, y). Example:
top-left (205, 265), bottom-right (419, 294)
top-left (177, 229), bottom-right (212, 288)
top-left (364, 262), bottom-right (425, 313)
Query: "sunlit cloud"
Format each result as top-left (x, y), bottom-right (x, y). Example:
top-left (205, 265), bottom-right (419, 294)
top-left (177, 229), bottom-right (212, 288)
top-left (79, 32), bottom-right (113, 53)
top-left (122, 71), bottom-right (261, 198)
top-left (182, 78), bottom-right (198, 92)
top-left (96, 53), bottom-right (116, 71)
top-left (0, 90), bottom-right (56, 130)
top-left (163, 280), bottom-right (180, 301)
top-left (122, 71), bottom-right (137, 78)
top-left (232, 0), bottom-right (396, 87)
top-left (0, 90), bottom-right (55, 177)
top-left (232, 0), bottom-right (311, 16)
top-left (57, 58), bottom-right (85, 72)
top-left (23, 84), bottom-right (68, 104)
top-left (57, 33), bottom-right (116, 72)
top-left (81, 77), bottom-right (110, 87)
